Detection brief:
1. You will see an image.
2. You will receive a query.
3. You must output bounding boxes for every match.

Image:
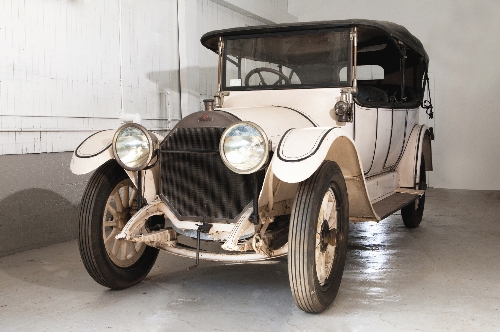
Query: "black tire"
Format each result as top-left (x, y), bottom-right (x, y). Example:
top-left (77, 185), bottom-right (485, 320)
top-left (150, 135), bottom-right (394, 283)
top-left (401, 157), bottom-right (426, 228)
top-left (79, 160), bottom-right (159, 289)
top-left (288, 161), bottom-right (349, 313)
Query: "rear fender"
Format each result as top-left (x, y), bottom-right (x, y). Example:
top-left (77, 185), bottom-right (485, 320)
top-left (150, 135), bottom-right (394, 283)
top-left (268, 127), bottom-right (377, 221)
top-left (397, 125), bottom-right (433, 188)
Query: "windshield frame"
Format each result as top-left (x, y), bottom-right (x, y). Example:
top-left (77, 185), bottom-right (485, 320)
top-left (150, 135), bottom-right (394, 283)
top-left (221, 28), bottom-right (353, 91)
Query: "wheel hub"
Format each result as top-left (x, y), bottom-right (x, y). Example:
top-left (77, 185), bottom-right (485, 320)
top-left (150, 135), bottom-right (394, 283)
top-left (320, 220), bottom-right (339, 252)
top-left (315, 188), bottom-right (340, 286)
top-left (320, 220), bottom-right (329, 252)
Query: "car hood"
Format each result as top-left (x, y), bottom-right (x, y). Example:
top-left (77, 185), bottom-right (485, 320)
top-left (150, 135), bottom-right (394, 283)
top-left (221, 106), bottom-right (317, 150)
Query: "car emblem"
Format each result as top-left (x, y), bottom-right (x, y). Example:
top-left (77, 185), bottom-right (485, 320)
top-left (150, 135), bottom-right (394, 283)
top-left (198, 114), bottom-right (213, 122)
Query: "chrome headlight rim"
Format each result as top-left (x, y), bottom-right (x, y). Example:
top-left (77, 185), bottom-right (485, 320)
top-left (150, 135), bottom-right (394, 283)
top-left (112, 123), bottom-right (158, 171)
top-left (219, 121), bottom-right (270, 174)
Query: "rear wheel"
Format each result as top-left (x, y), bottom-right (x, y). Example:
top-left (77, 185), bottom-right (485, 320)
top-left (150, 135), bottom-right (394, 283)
top-left (401, 157), bottom-right (426, 228)
top-left (288, 161), bottom-right (349, 313)
top-left (79, 160), bottom-right (159, 289)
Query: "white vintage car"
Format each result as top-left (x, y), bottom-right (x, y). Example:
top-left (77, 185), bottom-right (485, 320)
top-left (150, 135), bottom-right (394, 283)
top-left (71, 19), bottom-right (433, 313)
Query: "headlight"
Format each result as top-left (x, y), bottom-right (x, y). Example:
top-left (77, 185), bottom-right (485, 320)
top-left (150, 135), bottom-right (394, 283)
top-left (220, 122), bottom-right (269, 174)
top-left (334, 100), bottom-right (350, 116)
top-left (112, 123), bottom-right (157, 171)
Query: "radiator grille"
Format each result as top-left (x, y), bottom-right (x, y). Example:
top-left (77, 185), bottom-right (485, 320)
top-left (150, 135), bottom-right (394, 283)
top-left (160, 127), bottom-right (254, 220)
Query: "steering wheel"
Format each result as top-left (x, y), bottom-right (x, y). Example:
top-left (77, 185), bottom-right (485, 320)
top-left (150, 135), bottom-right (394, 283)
top-left (244, 67), bottom-right (292, 86)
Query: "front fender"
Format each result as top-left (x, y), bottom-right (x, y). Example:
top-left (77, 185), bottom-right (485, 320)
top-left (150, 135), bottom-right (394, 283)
top-left (70, 130), bottom-right (114, 175)
top-left (71, 129), bottom-right (164, 203)
top-left (273, 127), bottom-right (360, 183)
top-left (272, 127), bottom-right (377, 221)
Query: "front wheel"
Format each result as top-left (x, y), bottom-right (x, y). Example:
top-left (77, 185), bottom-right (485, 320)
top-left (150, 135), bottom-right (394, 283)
top-left (288, 161), bottom-right (349, 313)
top-left (79, 160), bottom-right (159, 289)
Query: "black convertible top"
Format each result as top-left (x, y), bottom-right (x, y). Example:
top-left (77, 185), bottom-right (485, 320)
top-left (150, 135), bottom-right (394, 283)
top-left (201, 19), bottom-right (428, 62)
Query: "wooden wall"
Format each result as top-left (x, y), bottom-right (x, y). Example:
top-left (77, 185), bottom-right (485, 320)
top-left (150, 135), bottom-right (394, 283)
top-left (0, 0), bottom-right (292, 155)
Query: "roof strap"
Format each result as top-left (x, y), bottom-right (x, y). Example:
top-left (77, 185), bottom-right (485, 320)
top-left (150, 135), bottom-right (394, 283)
top-left (422, 70), bottom-right (434, 119)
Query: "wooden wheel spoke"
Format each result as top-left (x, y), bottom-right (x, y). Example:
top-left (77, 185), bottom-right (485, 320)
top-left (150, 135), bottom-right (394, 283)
top-left (104, 228), bottom-right (119, 245)
top-left (114, 191), bottom-right (124, 212)
top-left (120, 240), bottom-right (127, 259)
top-left (104, 220), bottom-right (117, 228)
top-left (107, 205), bottom-right (118, 219)
top-left (134, 242), bottom-right (142, 252)
top-left (129, 189), bottom-right (137, 208)
top-left (123, 185), bottom-right (130, 208)
top-left (111, 238), bottom-right (121, 256)
top-left (127, 242), bottom-right (137, 259)
top-left (319, 252), bottom-right (326, 278)
top-left (326, 201), bottom-right (334, 220)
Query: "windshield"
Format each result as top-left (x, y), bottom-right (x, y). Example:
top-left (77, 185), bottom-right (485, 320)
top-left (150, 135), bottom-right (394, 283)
top-left (223, 29), bottom-right (351, 90)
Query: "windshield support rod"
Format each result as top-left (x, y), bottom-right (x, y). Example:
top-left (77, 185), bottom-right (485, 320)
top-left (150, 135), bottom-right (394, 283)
top-left (351, 27), bottom-right (358, 95)
top-left (215, 37), bottom-right (225, 107)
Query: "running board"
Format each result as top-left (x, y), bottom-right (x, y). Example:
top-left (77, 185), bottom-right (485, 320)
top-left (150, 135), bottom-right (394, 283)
top-left (372, 190), bottom-right (423, 220)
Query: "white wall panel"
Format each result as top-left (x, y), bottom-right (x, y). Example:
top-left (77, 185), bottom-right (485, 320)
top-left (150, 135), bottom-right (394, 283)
top-left (120, 0), bottom-right (180, 129)
top-left (211, 0), bottom-right (296, 24)
top-left (1, 1), bottom-right (122, 115)
top-left (0, 0), bottom-right (179, 154)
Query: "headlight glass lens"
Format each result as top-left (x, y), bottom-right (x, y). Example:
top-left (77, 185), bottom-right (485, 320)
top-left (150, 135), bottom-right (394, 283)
top-left (221, 123), bottom-right (268, 173)
top-left (115, 126), bottom-right (151, 169)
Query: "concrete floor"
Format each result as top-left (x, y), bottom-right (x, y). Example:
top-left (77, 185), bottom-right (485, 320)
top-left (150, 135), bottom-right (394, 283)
top-left (0, 188), bottom-right (499, 331)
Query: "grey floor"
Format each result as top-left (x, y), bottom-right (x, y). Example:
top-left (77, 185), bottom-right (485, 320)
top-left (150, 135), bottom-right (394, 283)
top-left (1, 188), bottom-right (499, 331)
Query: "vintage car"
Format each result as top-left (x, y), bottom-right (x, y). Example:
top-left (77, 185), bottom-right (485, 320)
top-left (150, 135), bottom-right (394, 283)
top-left (71, 19), bottom-right (433, 313)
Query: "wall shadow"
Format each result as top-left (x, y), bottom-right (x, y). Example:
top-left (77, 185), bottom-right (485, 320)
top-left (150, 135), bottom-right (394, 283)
top-left (0, 188), bottom-right (79, 257)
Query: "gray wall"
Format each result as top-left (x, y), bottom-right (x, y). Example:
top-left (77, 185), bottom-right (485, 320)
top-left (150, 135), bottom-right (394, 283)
top-left (0, 153), bottom-right (90, 257)
top-left (289, 0), bottom-right (500, 190)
